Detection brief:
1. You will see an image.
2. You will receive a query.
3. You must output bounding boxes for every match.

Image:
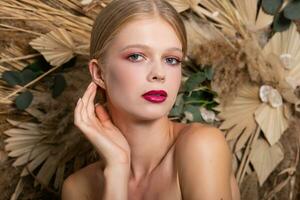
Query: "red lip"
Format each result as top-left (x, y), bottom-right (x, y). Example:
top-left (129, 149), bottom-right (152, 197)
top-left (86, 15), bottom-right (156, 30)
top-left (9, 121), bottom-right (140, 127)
top-left (142, 90), bottom-right (168, 103)
top-left (142, 90), bottom-right (167, 96)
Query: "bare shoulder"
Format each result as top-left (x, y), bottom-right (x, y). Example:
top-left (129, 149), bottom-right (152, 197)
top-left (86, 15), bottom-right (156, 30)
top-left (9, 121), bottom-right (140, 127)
top-left (174, 122), bottom-right (240, 200)
top-left (174, 122), bottom-right (231, 168)
top-left (61, 160), bottom-right (105, 200)
top-left (174, 122), bottom-right (228, 153)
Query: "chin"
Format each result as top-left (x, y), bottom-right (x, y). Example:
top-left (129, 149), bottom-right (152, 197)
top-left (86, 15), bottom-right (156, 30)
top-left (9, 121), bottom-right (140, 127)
top-left (134, 105), bottom-right (171, 120)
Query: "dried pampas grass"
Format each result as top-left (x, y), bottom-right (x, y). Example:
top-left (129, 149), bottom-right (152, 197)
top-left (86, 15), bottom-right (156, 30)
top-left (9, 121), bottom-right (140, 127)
top-left (191, 40), bottom-right (250, 102)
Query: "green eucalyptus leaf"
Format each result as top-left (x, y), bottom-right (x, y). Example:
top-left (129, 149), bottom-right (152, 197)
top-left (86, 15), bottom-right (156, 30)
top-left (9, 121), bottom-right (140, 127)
top-left (20, 69), bottom-right (39, 86)
top-left (262, 0), bottom-right (283, 15)
top-left (184, 72), bottom-right (206, 91)
top-left (273, 11), bottom-right (291, 32)
top-left (183, 91), bottom-right (206, 103)
top-left (284, 0), bottom-right (300, 20)
top-left (170, 94), bottom-right (184, 116)
top-left (169, 105), bottom-right (182, 116)
top-left (204, 67), bottom-right (214, 80)
top-left (26, 56), bottom-right (52, 73)
top-left (61, 57), bottom-right (77, 69)
top-left (184, 104), bottom-right (203, 122)
top-left (15, 91), bottom-right (33, 110)
top-left (52, 74), bottom-right (67, 98)
top-left (2, 71), bottom-right (23, 86)
top-left (206, 101), bottom-right (219, 110)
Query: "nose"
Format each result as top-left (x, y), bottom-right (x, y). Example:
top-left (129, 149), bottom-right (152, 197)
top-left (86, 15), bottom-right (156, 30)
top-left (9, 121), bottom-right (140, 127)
top-left (148, 61), bottom-right (166, 83)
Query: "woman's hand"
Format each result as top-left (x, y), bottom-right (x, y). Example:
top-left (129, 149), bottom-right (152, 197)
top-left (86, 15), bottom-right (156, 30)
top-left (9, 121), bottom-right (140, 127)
top-left (74, 81), bottom-right (131, 168)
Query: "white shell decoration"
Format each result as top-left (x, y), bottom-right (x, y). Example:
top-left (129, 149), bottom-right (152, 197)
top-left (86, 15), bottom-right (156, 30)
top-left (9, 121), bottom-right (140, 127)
top-left (259, 85), bottom-right (273, 103)
top-left (199, 107), bottom-right (215, 123)
top-left (259, 85), bottom-right (283, 108)
top-left (268, 88), bottom-right (283, 108)
top-left (280, 53), bottom-right (293, 69)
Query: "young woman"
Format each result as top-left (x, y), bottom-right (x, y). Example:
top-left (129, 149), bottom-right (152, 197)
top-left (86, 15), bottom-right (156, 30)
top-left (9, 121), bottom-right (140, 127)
top-left (62, 0), bottom-right (241, 199)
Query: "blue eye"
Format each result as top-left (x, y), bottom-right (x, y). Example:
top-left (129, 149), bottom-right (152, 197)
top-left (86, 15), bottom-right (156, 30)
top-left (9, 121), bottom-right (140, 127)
top-left (127, 53), bottom-right (182, 66)
top-left (165, 57), bottom-right (182, 66)
top-left (128, 53), bottom-right (144, 62)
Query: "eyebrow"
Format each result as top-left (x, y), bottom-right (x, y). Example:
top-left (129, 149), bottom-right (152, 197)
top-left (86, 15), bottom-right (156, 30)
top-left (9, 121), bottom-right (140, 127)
top-left (120, 44), bottom-right (183, 53)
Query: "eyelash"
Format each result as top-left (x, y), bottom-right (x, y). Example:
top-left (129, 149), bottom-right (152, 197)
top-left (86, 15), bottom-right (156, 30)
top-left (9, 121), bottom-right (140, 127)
top-left (127, 53), bottom-right (182, 66)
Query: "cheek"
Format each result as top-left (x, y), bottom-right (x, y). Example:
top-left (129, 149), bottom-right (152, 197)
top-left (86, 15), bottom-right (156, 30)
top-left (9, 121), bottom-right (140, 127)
top-left (106, 63), bottom-right (141, 97)
top-left (169, 68), bottom-right (182, 90)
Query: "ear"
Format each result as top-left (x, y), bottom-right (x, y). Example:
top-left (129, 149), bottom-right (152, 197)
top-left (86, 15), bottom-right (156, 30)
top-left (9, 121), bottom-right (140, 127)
top-left (88, 59), bottom-right (106, 90)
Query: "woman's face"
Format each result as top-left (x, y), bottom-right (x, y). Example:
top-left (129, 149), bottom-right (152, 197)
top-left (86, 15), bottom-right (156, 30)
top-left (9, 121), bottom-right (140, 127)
top-left (96, 17), bottom-right (183, 121)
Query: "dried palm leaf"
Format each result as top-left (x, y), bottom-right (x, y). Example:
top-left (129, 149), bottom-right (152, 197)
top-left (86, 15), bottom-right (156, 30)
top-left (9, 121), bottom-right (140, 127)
top-left (4, 110), bottom-right (89, 197)
top-left (10, 179), bottom-right (24, 200)
top-left (183, 15), bottom-right (223, 55)
top-left (29, 28), bottom-right (75, 67)
top-left (254, 103), bottom-right (289, 146)
top-left (231, 0), bottom-right (273, 31)
top-left (216, 84), bottom-right (260, 152)
top-left (250, 138), bottom-right (284, 186)
top-left (263, 23), bottom-right (300, 90)
top-left (166, 0), bottom-right (201, 13)
top-left (264, 54), bottom-right (298, 105)
top-left (0, 46), bottom-right (32, 71)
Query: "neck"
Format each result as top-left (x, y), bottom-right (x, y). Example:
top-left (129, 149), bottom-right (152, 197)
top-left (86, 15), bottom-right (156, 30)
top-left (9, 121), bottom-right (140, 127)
top-left (106, 102), bottom-right (175, 183)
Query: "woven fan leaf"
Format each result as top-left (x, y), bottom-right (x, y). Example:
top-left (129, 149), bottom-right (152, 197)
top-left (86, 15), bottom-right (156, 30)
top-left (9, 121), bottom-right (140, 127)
top-left (218, 85), bottom-right (260, 142)
top-left (20, 149), bottom-right (50, 175)
top-left (35, 155), bottom-right (61, 187)
top-left (250, 139), bottom-right (284, 186)
top-left (29, 28), bottom-right (75, 67)
top-left (6, 119), bottom-right (39, 130)
top-left (4, 128), bottom-right (41, 136)
top-left (254, 104), bottom-right (289, 145)
top-left (13, 145), bottom-right (50, 167)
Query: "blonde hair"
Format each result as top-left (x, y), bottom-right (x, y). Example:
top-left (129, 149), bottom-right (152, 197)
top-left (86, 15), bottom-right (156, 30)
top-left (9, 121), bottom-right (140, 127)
top-left (90, 0), bottom-right (187, 65)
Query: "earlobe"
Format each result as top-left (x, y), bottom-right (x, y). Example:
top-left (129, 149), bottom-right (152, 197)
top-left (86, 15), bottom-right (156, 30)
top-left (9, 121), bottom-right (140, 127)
top-left (88, 59), bottom-right (106, 90)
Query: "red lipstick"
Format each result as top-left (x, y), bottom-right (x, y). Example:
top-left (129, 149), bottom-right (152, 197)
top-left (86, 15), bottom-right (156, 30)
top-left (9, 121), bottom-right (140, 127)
top-left (142, 90), bottom-right (167, 103)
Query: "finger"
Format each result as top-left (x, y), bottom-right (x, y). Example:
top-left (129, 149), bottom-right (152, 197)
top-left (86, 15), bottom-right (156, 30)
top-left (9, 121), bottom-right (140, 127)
top-left (74, 98), bottom-right (82, 125)
top-left (81, 82), bottom-right (94, 121)
top-left (95, 104), bottom-right (113, 127)
top-left (77, 97), bottom-right (103, 136)
top-left (86, 82), bottom-right (97, 118)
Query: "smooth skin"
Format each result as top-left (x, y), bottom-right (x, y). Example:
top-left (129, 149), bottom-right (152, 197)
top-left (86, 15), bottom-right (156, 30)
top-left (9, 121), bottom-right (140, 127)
top-left (62, 16), bottom-right (241, 200)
